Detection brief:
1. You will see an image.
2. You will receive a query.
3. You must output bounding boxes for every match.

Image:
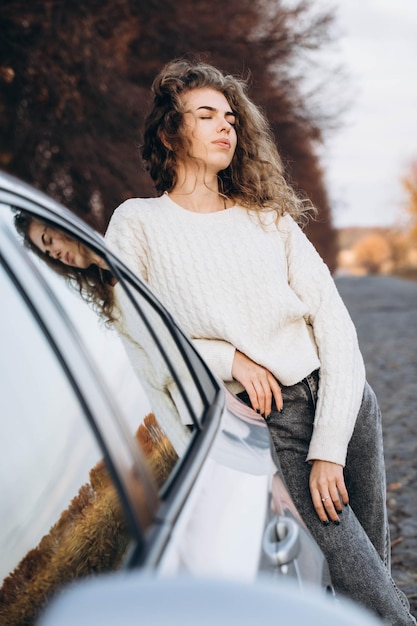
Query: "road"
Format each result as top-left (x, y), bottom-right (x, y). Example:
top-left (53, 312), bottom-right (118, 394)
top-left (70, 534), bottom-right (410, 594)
top-left (336, 275), bottom-right (417, 617)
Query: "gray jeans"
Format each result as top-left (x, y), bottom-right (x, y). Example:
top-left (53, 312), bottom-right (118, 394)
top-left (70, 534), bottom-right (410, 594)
top-left (242, 371), bottom-right (416, 625)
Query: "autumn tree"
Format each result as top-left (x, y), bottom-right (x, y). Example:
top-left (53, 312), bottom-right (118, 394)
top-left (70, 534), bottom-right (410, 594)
top-left (386, 160), bottom-right (417, 278)
top-left (0, 0), bottom-right (338, 267)
top-left (402, 160), bottom-right (417, 241)
top-left (353, 233), bottom-right (393, 274)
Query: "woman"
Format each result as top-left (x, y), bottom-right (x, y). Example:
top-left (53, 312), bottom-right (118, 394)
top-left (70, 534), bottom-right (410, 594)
top-left (105, 58), bottom-right (416, 624)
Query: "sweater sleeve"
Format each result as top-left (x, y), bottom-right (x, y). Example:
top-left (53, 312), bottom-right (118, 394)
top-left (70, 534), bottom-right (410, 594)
top-left (191, 338), bottom-right (236, 381)
top-left (105, 200), bottom-right (149, 281)
top-left (111, 286), bottom-right (192, 457)
top-left (282, 215), bottom-right (366, 466)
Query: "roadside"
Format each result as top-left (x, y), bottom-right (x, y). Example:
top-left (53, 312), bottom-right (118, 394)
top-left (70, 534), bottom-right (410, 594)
top-left (336, 275), bottom-right (417, 616)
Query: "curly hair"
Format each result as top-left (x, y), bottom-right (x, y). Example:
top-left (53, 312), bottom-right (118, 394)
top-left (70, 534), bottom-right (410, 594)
top-left (141, 57), bottom-right (313, 223)
top-left (14, 211), bottom-right (117, 326)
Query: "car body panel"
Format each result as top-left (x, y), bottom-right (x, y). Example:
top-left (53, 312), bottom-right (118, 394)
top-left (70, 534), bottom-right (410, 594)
top-left (38, 574), bottom-right (383, 626)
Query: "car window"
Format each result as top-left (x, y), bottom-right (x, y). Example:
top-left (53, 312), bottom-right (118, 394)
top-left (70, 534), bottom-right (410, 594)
top-left (0, 262), bottom-right (139, 624)
top-left (8, 208), bottom-right (205, 481)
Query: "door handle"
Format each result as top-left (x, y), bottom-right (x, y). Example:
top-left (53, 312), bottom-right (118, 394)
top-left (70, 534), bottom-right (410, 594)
top-left (262, 516), bottom-right (300, 566)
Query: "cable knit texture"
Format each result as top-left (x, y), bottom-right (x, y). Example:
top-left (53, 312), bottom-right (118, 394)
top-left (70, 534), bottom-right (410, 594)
top-left (112, 282), bottom-right (193, 456)
top-left (105, 193), bottom-right (366, 465)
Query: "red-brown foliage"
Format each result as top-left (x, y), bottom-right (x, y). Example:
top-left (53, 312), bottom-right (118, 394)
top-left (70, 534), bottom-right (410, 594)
top-left (0, 0), bottom-right (337, 267)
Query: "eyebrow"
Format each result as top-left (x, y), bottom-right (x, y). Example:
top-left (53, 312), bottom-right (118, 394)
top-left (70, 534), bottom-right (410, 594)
top-left (196, 105), bottom-right (236, 117)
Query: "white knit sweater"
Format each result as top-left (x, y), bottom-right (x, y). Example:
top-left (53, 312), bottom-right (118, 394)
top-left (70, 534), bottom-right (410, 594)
top-left (105, 193), bottom-right (366, 465)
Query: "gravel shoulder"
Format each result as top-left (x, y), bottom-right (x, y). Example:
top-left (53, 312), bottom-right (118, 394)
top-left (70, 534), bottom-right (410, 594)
top-left (336, 275), bottom-right (417, 616)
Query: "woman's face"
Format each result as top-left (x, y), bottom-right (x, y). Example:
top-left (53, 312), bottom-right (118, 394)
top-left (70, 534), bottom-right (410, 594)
top-left (180, 88), bottom-right (237, 174)
top-left (29, 220), bottom-right (97, 269)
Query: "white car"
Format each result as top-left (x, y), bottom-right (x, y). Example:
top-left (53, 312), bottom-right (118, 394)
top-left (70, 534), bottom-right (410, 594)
top-left (0, 171), bottom-right (381, 625)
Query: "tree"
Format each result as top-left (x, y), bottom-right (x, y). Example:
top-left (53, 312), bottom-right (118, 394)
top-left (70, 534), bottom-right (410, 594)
top-left (0, 0), bottom-right (338, 267)
top-left (353, 233), bottom-right (392, 274)
top-left (402, 160), bottom-right (417, 240)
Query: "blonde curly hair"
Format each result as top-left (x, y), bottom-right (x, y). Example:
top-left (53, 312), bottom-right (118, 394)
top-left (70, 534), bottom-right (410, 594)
top-left (141, 57), bottom-right (313, 223)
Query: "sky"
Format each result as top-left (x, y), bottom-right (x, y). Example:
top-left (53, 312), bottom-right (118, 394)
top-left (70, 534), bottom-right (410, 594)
top-left (314, 0), bottom-right (417, 229)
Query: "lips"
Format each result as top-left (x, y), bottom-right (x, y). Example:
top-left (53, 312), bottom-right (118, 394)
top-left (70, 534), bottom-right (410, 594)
top-left (212, 139), bottom-right (231, 149)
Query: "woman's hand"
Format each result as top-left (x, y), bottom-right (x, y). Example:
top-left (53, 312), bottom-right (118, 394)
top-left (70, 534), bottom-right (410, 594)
top-left (232, 350), bottom-right (283, 418)
top-left (309, 460), bottom-right (349, 524)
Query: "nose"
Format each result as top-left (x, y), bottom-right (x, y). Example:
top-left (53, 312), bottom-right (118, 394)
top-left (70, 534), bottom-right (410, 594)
top-left (50, 244), bottom-right (62, 260)
top-left (217, 117), bottom-right (232, 133)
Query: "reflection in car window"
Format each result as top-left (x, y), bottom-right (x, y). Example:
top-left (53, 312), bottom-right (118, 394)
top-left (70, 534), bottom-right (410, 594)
top-left (10, 209), bottom-right (207, 478)
top-left (0, 265), bottom-right (134, 624)
top-left (113, 280), bottom-right (205, 443)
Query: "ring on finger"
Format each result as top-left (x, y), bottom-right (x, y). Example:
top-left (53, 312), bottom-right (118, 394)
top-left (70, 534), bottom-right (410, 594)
top-left (321, 496), bottom-right (330, 503)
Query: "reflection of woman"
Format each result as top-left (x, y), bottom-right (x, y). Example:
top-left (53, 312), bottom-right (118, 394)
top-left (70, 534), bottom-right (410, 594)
top-left (105, 59), bottom-right (416, 624)
top-left (15, 212), bottom-right (117, 325)
top-left (14, 211), bottom-right (190, 456)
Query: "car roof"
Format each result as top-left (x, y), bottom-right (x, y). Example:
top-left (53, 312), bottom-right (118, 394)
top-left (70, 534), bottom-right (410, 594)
top-left (38, 572), bottom-right (383, 626)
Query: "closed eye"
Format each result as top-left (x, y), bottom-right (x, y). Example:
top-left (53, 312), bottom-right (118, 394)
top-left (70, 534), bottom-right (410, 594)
top-left (41, 230), bottom-right (53, 253)
top-left (196, 105), bottom-right (237, 126)
top-left (199, 114), bottom-right (236, 126)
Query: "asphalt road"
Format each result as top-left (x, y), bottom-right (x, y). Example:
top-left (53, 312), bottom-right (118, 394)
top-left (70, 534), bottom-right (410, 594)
top-left (336, 275), bottom-right (417, 617)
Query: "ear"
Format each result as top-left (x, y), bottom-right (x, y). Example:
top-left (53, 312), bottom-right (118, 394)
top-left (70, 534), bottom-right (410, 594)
top-left (158, 130), bottom-right (171, 150)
